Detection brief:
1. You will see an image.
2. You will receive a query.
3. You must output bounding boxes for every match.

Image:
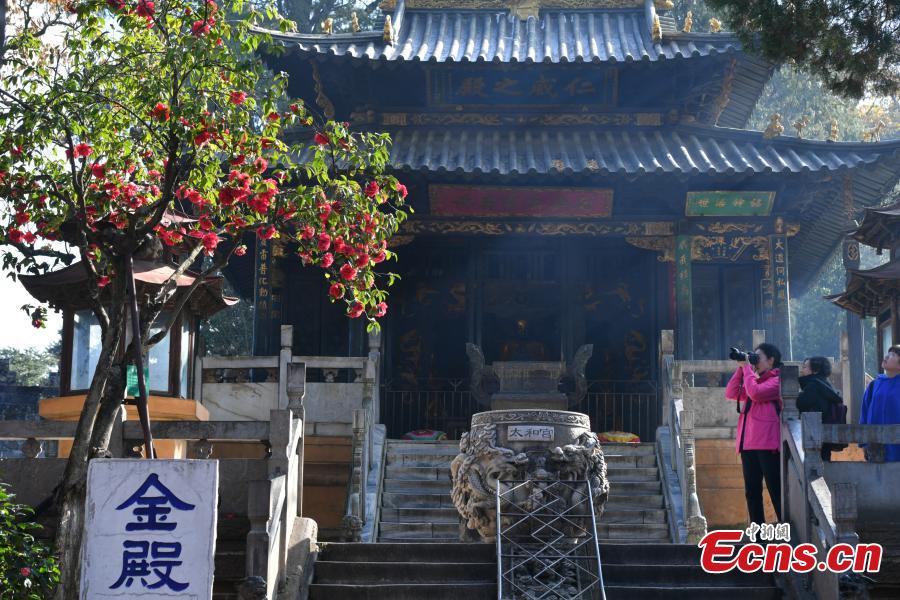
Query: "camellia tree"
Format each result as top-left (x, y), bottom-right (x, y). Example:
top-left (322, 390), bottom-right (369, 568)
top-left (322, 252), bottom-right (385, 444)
top-left (0, 0), bottom-right (407, 596)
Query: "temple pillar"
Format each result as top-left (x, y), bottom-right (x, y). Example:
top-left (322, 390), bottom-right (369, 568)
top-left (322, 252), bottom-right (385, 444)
top-left (842, 238), bottom-right (865, 422)
top-left (675, 235), bottom-right (693, 359)
top-left (768, 234), bottom-right (792, 359)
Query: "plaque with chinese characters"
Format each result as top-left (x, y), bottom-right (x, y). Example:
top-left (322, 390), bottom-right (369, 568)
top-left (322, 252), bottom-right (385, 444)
top-left (685, 191), bottom-right (775, 216)
top-left (80, 459), bottom-right (218, 599)
top-left (428, 66), bottom-right (617, 108)
top-left (507, 425), bottom-right (555, 442)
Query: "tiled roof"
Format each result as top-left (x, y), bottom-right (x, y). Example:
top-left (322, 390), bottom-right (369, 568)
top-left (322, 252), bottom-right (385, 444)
top-left (269, 9), bottom-right (743, 63)
top-left (318, 125), bottom-right (900, 177)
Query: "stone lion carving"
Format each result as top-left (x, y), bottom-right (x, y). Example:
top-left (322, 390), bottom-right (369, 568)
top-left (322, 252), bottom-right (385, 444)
top-left (451, 422), bottom-right (609, 541)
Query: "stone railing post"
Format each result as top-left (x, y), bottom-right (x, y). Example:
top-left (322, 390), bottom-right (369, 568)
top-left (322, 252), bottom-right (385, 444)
top-left (267, 409), bottom-right (298, 586)
top-left (287, 361), bottom-right (306, 517)
top-left (801, 411), bottom-right (824, 480)
top-left (278, 325), bottom-right (293, 410)
top-left (832, 482), bottom-right (859, 546)
top-left (245, 479), bottom-right (273, 596)
top-left (781, 364), bottom-right (800, 420)
top-left (343, 408), bottom-right (368, 541)
top-left (681, 410), bottom-right (707, 543)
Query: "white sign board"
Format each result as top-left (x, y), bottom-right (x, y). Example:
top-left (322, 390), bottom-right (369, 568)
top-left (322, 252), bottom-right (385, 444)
top-left (80, 459), bottom-right (218, 599)
top-left (507, 425), bottom-right (555, 442)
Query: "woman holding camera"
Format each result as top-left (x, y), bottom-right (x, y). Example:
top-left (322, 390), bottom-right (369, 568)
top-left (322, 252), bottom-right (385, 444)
top-left (725, 343), bottom-right (783, 525)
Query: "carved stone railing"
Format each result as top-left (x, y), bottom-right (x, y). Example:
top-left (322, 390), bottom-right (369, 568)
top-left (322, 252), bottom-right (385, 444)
top-left (659, 330), bottom-right (707, 544)
top-left (780, 366), bottom-right (900, 600)
top-left (341, 408), bottom-right (370, 541)
top-left (0, 409), bottom-right (306, 599)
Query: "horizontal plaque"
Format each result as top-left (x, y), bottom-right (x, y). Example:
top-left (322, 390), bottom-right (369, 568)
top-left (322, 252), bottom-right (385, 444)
top-left (685, 191), bottom-right (775, 216)
top-left (430, 185), bottom-right (613, 218)
top-left (508, 425), bottom-right (555, 442)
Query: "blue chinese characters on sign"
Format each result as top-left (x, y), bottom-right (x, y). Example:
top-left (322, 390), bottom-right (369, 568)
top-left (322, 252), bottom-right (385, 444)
top-left (110, 473), bottom-right (195, 591)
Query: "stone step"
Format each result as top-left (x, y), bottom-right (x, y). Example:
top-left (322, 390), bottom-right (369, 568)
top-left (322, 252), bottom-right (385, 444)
top-left (385, 466), bottom-right (452, 480)
top-left (384, 479), bottom-right (452, 493)
top-left (607, 480), bottom-right (661, 493)
top-left (605, 494), bottom-right (666, 509)
top-left (319, 542), bottom-right (495, 563)
top-left (314, 561), bottom-right (495, 584)
top-left (606, 467), bottom-right (660, 481)
top-left (599, 443), bottom-right (656, 456)
top-left (309, 583), bottom-right (495, 600)
top-left (597, 523), bottom-right (670, 540)
top-left (386, 455), bottom-right (455, 468)
top-left (600, 508), bottom-right (667, 524)
top-left (598, 543), bottom-right (702, 564)
top-left (386, 442), bottom-right (459, 456)
top-left (380, 507), bottom-right (460, 524)
top-left (603, 586), bottom-right (781, 600)
top-left (383, 492), bottom-right (456, 509)
top-left (379, 522), bottom-right (459, 539)
top-left (606, 454), bottom-right (658, 468)
top-left (602, 564), bottom-right (775, 587)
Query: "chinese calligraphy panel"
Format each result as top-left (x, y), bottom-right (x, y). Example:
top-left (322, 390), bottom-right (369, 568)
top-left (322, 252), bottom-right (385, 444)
top-left (685, 191), bottom-right (776, 217)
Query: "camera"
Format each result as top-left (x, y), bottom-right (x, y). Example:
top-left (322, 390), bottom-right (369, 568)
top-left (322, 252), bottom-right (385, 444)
top-left (729, 347), bottom-right (759, 365)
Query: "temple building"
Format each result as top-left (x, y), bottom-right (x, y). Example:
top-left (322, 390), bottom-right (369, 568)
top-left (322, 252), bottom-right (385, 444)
top-left (240, 0), bottom-right (900, 441)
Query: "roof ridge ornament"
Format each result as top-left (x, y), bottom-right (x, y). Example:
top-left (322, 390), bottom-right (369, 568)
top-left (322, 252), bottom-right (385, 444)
top-left (763, 113), bottom-right (783, 139)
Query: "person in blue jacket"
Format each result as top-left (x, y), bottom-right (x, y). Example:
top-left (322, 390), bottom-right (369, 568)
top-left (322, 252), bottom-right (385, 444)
top-left (860, 345), bottom-right (900, 462)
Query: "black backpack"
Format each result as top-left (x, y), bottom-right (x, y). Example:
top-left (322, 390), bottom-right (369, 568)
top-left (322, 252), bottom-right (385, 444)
top-left (820, 380), bottom-right (848, 452)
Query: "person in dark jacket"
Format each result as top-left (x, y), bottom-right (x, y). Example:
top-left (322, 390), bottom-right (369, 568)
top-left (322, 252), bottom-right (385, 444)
top-left (798, 356), bottom-right (841, 461)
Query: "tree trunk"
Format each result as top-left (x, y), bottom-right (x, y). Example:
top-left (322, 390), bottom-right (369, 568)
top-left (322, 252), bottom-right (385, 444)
top-left (53, 306), bottom-right (124, 600)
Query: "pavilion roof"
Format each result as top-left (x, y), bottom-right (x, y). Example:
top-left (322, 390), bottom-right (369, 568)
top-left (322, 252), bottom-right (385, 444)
top-left (19, 260), bottom-right (238, 318)
top-left (849, 201), bottom-right (900, 253)
top-left (826, 260), bottom-right (900, 317)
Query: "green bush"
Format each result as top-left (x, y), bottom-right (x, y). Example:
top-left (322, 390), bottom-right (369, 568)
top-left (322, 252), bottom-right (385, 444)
top-left (0, 483), bottom-right (58, 599)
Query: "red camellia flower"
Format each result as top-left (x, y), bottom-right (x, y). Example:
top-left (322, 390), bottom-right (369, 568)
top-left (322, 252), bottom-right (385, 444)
top-left (321, 252), bottom-right (334, 268)
top-left (150, 102), bottom-right (170, 121)
top-left (234, 245), bottom-right (247, 257)
top-left (73, 142), bottom-right (93, 158)
top-left (20, 567), bottom-right (31, 577)
top-left (90, 163), bottom-right (106, 178)
top-left (136, 0), bottom-right (154, 18)
top-left (194, 130), bottom-right (213, 146)
top-left (364, 181), bottom-right (380, 198)
top-left (299, 225), bottom-right (315, 240)
top-left (201, 232), bottom-right (219, 255)
top-left (317, 233), bottom-right (331, 251)
top-left (229, 90), bottom-right (246, 105)
top-left (97, 275), bottom-right (110, 287)
top-left (348, 301), bottom-right (365, 319)
top-left (256, 225), bottom-right (276, 240)
top-left (8, 228), bottom-right (25, 244)
top-left (106, 0), bottom-right (125, 10)
top-left (254, 157), bottom-right (267, 173)
top-left (328, 283), bottom-right (344, 299)
top-left (375, 302), bottom-right (388, 318)
top-left (355, 253), bottom-right (370, 268)
top-left (339, 263), bottom-right (358, 281)
top-left (373, 249), bottom-right (387, 263)
top-left (266, 112), bottom-right (279, 122)
top-left (395, 182), bottom-right (408, 199)
top-left (198, 215), bottom-right (213, 230)
top-left (191, 19), bottom-right (211, 37)
top-left (314, 132), bottom-right (330, 146)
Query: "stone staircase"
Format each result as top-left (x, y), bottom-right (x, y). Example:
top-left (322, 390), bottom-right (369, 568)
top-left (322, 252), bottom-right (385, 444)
top-left (307, 541), bottom-right (780, 599)
top-left (601, 543), bottom-right (782, 599)
top-left (378, 439), bottom-right (670, 543)
top-left (309, 542), bottom-right (496, 599)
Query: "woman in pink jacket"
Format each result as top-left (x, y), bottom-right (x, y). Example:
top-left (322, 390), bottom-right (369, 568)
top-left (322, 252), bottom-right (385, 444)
top-left (725, 343), bottom-right (783, 526)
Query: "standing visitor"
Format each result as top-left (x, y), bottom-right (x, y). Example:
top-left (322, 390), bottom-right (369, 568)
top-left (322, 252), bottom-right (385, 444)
top-left (798, 356), bottom-right (846, 462)
top-left (860, 346), bottom-right (900, 462)
top-left (725, 343), bottom-right (783, 525)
